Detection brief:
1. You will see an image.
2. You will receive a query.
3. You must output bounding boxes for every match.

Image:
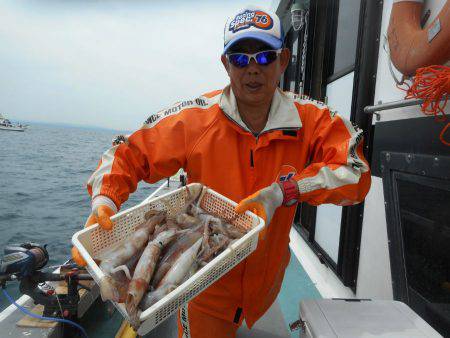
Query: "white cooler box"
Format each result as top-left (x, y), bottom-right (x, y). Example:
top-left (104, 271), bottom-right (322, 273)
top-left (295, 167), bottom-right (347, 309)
top-left (298, 299), bottom-right (443, 338)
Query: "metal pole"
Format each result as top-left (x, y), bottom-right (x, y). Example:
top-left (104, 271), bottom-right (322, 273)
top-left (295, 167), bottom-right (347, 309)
top-left (364, 98), bottom-right (423, 113)
top-left (364, 95), bottom-right (448, 121)
top-left (365, 95), bottom-right (448, 112)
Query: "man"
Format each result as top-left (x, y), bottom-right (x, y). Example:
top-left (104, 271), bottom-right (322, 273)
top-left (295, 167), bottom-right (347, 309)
top-left (72, 5), bottom-right (371, 337)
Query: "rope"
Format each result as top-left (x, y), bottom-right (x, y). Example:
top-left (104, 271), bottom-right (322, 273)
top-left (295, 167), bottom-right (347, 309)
top-left (397, 65), bottom-right (450, 146)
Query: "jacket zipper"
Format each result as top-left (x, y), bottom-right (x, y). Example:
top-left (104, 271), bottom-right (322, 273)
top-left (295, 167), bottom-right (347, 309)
top-left (250, 135), bottom-right (259, 168)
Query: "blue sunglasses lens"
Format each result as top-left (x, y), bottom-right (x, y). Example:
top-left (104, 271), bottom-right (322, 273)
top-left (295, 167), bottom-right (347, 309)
top-left (228, 51), bottom-right (278, 68)
top-left (228, 54), bottom-right (249, 68)
top-left (256, 51), bottom-right (278, 65)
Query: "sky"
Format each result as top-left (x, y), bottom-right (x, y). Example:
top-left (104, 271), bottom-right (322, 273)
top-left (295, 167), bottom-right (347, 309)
top-left (0, 0), bottom-right (277, 131)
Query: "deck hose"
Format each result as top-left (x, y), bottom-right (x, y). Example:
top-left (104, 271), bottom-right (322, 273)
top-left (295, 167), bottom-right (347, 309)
top-left (1, 288), bottom-right (88, 338)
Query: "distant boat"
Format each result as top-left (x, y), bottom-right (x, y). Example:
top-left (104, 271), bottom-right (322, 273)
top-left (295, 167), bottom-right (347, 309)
top-left (0, 114), bottom-right (27, 132)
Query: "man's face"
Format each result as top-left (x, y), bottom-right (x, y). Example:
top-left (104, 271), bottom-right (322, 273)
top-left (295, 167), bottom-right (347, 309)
top-left (221, 39), bottom-right (290, 108)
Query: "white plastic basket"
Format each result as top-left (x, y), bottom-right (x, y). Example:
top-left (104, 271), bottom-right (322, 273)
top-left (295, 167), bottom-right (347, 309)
top-left (72, 184), bottom-right (264, 335)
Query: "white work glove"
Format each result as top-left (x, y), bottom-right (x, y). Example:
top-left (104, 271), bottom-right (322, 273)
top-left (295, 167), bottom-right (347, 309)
top-left (235, 183), bottom-right (283, 225)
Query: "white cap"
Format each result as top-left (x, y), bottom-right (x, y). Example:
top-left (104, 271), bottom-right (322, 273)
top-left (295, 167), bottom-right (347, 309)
top-left (223, 6), bottom-right (284, 54)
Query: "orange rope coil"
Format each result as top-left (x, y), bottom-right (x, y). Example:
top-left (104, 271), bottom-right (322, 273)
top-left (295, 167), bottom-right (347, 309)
top-left (398, 65), bottom-right (450, 146)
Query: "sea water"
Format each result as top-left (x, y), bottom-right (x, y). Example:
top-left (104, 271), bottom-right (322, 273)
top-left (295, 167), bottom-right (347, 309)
top-left (0, 123), bottom-right (160, 311)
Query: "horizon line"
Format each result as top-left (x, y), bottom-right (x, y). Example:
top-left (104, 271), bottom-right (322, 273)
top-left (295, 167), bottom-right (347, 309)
top-left (11, 119), bottom-right (132, 134)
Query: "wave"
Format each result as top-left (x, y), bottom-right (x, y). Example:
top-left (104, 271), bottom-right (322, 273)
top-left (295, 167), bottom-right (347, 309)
top-left (0, 212), bottom-right (21, 221)
top-left (15, 192), bottom-right (30, 197)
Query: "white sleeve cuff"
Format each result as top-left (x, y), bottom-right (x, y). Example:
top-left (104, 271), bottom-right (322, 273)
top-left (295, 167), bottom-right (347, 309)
top-left (92, 195), bottom-right (118, 214)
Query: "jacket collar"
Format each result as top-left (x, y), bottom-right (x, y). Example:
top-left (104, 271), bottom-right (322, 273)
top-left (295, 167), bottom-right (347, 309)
top-left (218, 85), bottom-right (302, 134)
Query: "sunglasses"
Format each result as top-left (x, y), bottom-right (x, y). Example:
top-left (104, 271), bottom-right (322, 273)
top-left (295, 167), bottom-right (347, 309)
top-left (226, 49), bottom-right (282, 68)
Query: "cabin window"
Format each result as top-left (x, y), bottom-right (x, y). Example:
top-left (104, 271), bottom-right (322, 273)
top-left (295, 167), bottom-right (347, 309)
top-left (331, 0), bottom-right (361, 77)
top-left (296, 0), bottom-right (363, 274)
top-left (314, 71), bottom-right (355, 264)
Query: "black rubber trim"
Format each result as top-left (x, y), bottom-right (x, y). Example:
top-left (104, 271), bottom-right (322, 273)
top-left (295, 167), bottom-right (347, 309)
top-left (283, 130), bottom-right (298, 137)
top-left (233, 307), bottom-right (243, 324)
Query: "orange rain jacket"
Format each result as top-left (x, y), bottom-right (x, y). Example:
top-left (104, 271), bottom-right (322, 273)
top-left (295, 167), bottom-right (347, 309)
top-left (87, 86), bottom-right (371, 327)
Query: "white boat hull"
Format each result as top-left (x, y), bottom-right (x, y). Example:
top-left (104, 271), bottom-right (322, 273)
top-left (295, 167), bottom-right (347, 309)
top-left (0, 125), bottom-right (26, 132)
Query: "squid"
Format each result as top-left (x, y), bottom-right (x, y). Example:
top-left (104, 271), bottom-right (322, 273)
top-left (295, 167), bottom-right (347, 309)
top-left (125, 229), bottom-right (177, 319)
top-left (190, 205), bottom-right (247, 240)
top-left (200, 215), bottom-right (212, 256)
top-left (152, 219), bottom-right (182, 238)
top-left (187, 204), bottom-right (207, 218)
top-left (175, 213), bottom-right (201, 228)
top-left (209, 220), bottom-right (230, 238)
top-left (109, 248), bottom-right (143, 281)
top-left (160, 183), bottom-right (204, 219)
top-left (223, 223), bottom-right (247, 239)
top-left (98, 211), bottom-right (166, 301)
top-left (182, 260), bottom-right (199, 282)
top-left (139, 284), bottom-right (177, 311)
top-left (157, 238), bottom-right (202, 288)
top-left (184, 183), bottom-right (205, 208)
top-left (198, 234), bottom-right (230, 264)
top-left (151, 226), bottom-right (203, 289)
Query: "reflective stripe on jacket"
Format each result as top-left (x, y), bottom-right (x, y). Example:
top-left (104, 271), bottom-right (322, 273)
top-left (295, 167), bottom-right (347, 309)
top-left (87, 85), bottom-right (371, 326)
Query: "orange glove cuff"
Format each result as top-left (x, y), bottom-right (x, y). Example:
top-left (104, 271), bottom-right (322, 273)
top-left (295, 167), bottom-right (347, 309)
top-left (96, 205), bottom-right (115, 231)
top-left (235, 197), bottom-right (268, 223)
top-left (72, 247), bottom-right (87, 267)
